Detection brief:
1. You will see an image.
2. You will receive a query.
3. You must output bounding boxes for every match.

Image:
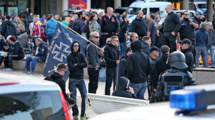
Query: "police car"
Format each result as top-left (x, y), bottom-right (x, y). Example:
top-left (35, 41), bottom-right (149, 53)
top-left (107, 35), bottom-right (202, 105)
top-left (91, 84), bottom-right (215, 120)
top-left (0, 79), bottom-right (72, 120)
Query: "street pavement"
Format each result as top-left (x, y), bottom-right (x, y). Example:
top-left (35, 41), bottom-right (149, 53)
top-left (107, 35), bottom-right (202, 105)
top-left (0, 70), bottom-right (148, 119)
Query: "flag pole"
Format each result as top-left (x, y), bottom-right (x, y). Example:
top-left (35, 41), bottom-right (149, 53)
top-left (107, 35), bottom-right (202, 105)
top-left (57, 21), bottom-right (103, 51)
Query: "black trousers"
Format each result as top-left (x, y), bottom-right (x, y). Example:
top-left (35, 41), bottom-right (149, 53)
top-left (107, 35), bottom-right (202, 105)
top-left (88, 68), bottom-right (100, 94)
top-left (162, 34), bottom-right (176, 53)
top-left (4, 56), bottom-right (23, 68)
top-left (105, 67), bottom-right (116, 95)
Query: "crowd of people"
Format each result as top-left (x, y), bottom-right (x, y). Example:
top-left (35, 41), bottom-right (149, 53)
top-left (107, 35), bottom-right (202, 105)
top-left (0, 4), bottom-right (214, 119)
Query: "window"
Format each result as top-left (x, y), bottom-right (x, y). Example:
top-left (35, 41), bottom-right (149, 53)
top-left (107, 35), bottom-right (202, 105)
top-left (0, 91), bottom-right (65, 120)
top-left (128, 7), bottom-right (141, 15)
top-left (149, 8), bottom-right (160, 14)
top-left (142, 8), bottom-right (147, 15)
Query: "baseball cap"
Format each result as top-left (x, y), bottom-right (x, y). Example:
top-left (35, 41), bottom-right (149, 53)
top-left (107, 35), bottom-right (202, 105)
top-left (161, 45), bottom-right (170, 54)
top-left (179, 39), bottom-right (192, 46)
top-left (150, 46), bottom-right (160, 53)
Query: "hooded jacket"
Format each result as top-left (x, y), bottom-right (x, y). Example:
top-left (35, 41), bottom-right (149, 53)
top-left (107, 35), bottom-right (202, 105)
top-left (131, 18), bottom-right (147, 37)
top-left (196, 27), bottom-right (208, 47)
top-left (67, 41), bottom-right (87, 79)
top-left (119, 55), bottom-right (128, 77)
top-left (1, 20), bottom-right (17, 38)
top-left (45, 72), bottom-right (75, 104)
top-left (142, 42), bottom-right (150, 56)
top-left (46, 19), bottom-right (57, 35)
top-left (127, 40), bottom-right (151, 83)
top-left (112, 77), bottom-right (136, 98)
top-left (8, 41), bottom-right (25, 59)
top-left (181, 47), bottom-right (194, 73)
top-left (104, 42), bottom-right (120, 68)
top-left (34, 41), bottom-right (48, 62)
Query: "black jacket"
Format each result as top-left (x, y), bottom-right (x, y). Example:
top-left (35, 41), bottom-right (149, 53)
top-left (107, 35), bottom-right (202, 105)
top-left (148, 57), bottom-right (156, 85)
top-left (86, 40), bottom-right (100, 68)
top-left (194, 17), bottom-right (205, 25)
top-left (34, 41), bottom-right (48, 62)
top-left (179, 18), bottom-right (197, 40)
top-left (207, 29), bottom-right (215, 47)
top-left (152, 54), bottom-right (170, 89)
top-left (131, 18), bottom-right (147, 37)
top-left (127, 40), bottom-right (151, 83)
top-left (8, 41), bottom-right (25, 59)
top-left (181, 47), bottom-right (194, 73)
top-left (118, 21), bottom-right (128, 43)
top-left (100, 15), bottom-right (119, 33)
top-left (160, 11), bottom-right (181, 33)
top-left (112, 77), bottom-right (136, 98)
top-left (119, 55), bottom-right (128, 77)
top-left (67, 42), bottom-right (87, 79)
top-left (104, 42), bottom-right (120, 68)
top-left (142, 42), bottom-right (150, 56)
top-left (1, 20), bottom-right (17, 38)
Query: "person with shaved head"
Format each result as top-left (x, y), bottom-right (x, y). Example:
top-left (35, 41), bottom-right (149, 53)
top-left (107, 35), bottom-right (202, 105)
top-left (157, 4), bottom-right (181, 53)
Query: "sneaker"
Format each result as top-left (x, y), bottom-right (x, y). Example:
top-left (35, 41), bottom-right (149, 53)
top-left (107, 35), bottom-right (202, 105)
top-left (5, 68), bottom-right (13, 71)
top-left (81, 117), bottom-right (86, 120)
top-left (1, 67), bottom-right (8, 71)
top-left (28, 71), bottom-right (34, 75)
top-left (23, 70), bottom-right (29, 74)
top-left (73, 116), bottom-right (78, 120)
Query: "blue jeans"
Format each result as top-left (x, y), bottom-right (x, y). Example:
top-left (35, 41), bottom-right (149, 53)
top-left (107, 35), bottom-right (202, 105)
top-left (196, 46), bottom-right (208, 67)
top-left (206, 45), bottom-right (215, 67)
top-left (25, 56), bottom-right (39, 72)
top-left (120, 41), bottom-right (126, 56)
top-left (69, 79), bottom-right (87, 117)
top-left (47, 33), bottom-right (54, 46)
top-left (130, 82), bottom-right (147, 99)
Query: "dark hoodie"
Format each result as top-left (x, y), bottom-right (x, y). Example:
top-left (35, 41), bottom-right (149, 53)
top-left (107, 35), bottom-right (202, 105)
top-left (104, 42), bottom-right (120, 68)
top-left (119, 55), bottom-right (128, 77)
top-left (127, 40), bottom-right (151, 83)
top-left (67, 41), bottom-right (87, 79)
top-left (142, 42), bottom-right (150, 56)
top-left (112, 77), bottom-right (136, 98)
top-left (1, 20), bottom-right (17, 38)
top-left (181, 47), bottom-right (194, 73)
top-left (195, 27), bottom-right (208, 47)
top-left (34, 41), bottom-right (48, 62)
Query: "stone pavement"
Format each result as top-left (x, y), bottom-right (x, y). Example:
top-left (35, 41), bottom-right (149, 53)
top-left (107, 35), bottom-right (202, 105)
top-left (0, 70), bottom-right (148, 119)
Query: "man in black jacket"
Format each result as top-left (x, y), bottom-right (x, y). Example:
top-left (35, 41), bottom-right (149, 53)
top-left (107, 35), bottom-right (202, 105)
top-left (112, 77), bottom-right (136, 98)
top-left (157, 4), bottom-right (181, 52)
top-left (131, 11), bottom-right (147, 40)
top-left (24, 38), bottom-right (48, 75)
top-left (67, 41), bottom-right (87, 120)
top-left (180, 39), bottom-right (194, 73)
top-left (1, 16), bottom-right (16, 38)
top-left (86, 32), bottom-right (103, 93)
top-left (100, 7), bottom-right (119, 47)
top-left (142, 36), bottom-right (151, 56)
top-left (0, 37), bottom-right (8, 67)
top-left (104, 35), bottom-right (120, 95)
top-left (151, 45), bottom-right (170, 94)
top-left (44, 63), bottom-right (75, 105)
top-left (119, 47), bottom-right (132, 78)
top-left (2, 36), bottom-right (25, 71)
top-left (127, 40), bottom-right (151, 99)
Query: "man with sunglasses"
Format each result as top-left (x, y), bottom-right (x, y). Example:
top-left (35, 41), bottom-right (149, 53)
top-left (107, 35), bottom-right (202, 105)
top-left (177, 11), bottom-right (198, 66)
top-left (86, 32), bottom-right (103, 93)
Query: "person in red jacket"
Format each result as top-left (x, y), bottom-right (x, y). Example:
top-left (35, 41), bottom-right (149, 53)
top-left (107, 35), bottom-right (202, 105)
top-left (41, 27), bottom-right (47, 43)
top-left (32, 16), bottom-right (41, 49)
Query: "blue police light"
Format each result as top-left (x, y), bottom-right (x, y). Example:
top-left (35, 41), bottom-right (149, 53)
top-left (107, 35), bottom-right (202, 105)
top-left (170, 89), bottom-right (207, 111)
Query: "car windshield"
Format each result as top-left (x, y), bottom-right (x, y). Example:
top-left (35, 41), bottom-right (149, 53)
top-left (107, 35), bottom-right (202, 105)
top-left (128, 7), bottom-right (141, 15)
top-left (198, 4), bottom-right (207, 9)
top-left (0, 91), bottom-right (64, 120)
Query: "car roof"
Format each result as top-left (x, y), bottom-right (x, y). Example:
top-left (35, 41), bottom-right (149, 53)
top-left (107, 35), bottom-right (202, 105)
top-left (0, 78), bottom-right (61, 94)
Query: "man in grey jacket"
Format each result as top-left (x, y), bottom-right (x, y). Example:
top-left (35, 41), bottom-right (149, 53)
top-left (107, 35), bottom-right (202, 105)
top-left (86, 32), bottom-right (103, 93)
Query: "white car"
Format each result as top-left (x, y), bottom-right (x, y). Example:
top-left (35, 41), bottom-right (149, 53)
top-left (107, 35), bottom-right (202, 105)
top-left (0, 79), bottom-right (71, 120)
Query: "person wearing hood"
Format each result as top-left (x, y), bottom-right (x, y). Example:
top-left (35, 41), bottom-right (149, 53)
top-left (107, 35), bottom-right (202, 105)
top-left (1, 16), bottom-right (16, 38)
top-left (112, 77), bottom-right (136, 98)
top-left (127, 40), bottom-right (151, 99)
top-left (180, 39), bottom-right (194, 73)
top-left (119, 47), bottom-right (132, 78)
top-left (104, 35), bottom-right (120, 95)
top-left (89, 13), bottom-right (101, 34)
top-left (24, 38), bottom-right (48, 75)
top-left (46, 14), bottom-right (57, 45)
top-left (67, 41), bottom-right (87, 120)
top-left (44, 63), bottom-right (75, 105)
top-left (195, 22), bottom-right (208, 67)
top-left (155, 51), bottom-right (195, 102)
top-left (86, 32), bottom-right (103, 93)
top-left (142, 36), bottom-right (151, 56)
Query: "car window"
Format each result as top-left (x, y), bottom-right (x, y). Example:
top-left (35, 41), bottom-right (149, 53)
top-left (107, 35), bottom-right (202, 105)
top-left (142, 8), bottom-right (147, 15)
top-left (0, 91), bottom-right (65, 120)
top-left (150, 8), bottom-right (160, 14)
